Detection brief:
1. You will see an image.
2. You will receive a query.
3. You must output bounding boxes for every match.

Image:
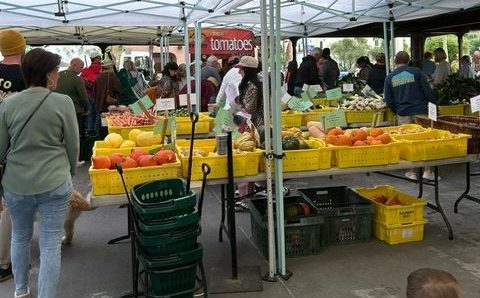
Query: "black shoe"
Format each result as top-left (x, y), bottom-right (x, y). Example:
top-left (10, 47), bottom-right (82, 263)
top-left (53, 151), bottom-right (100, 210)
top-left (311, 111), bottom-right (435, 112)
top-left (0, 264), bottom-right (12, 282)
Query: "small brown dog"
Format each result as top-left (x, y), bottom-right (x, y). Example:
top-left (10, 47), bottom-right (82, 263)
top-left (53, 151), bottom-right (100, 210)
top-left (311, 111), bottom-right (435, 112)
top-left (62, 190), bottom-right (96, 245)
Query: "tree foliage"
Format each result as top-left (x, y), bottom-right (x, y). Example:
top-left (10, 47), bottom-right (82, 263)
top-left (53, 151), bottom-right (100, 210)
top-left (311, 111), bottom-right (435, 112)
top-left (330, 38), bottom-right (383, 72)
top-left (424, 35), bottom-right (464, 63)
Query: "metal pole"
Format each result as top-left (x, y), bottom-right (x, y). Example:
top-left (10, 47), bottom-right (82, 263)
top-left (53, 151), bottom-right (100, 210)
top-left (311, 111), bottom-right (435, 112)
top-left (195, 21), bottom-right (202, 110)
top-left (383, 22), bottom-right (390, 75)
top-left (226, 130), bottom-right (238, 279)
top-left (148, 41), bottom-right (154, 80)
top-left (390, 20), bottom-right (395, 59)
top-left (273, 0), bottom-right (286, 276)
top-left (184, 19), bottom-right (192, 111)
top-left (160, 36), bottom-right (164, 70)
top-left (260, 0), bottom-right (276, 279)
top-left (166, 36), bottom-right (170, 62)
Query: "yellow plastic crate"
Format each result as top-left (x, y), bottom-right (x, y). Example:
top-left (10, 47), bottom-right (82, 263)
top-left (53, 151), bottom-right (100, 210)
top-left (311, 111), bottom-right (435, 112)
top-left (439, 104), bottom-right (465, 116)
top-left (344, 109), bottom-right (385, 124)
top-left (384, 109), bottom-right (395, 122)
top-left (373, 219), bottom-right (426, 245)
top-left (301, 107), bottom-right (337, 126)
top-left (177, 146), bottom-right (261, 180)
top-left (281, 112), bottom-right (303, 127)
top-left (176, 139), bottom-right (216, 148)
top-left (107, 116), bottom-right (211, 139)
top-left (89, 157), bottom-right (182, 196)
top-left (92, 141), bottom-right (162, 156)
top-left (332, 142), bottom-right (400, 168)
top-left (382, 124), bottom-right (431, 138)
top-left (464, 105), bottom-right (479, 117)
top-left (261, 148), bottom-right (332, 172)
top-left (354, 185), bottom-right (426, 225)
top-left (312, 98), bottom-right (339, 107)
top-left (392, 130), bottom-right (470, 161)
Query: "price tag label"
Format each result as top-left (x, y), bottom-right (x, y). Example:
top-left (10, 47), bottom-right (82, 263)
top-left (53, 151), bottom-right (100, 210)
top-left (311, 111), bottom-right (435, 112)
top-left (287, 96), bottom-right (305, 112)
top-left (310, 84), bottom-right (323, 93)
top-left (301, 92), bottom-right (313, 109)
top-left (281, 92), bottom-right (292, 104)
top-left (428, 102), bottom-right (437, 122)
top-left (281, 84), bottom-right (288, 97)
top-left (179, 93), bottom-right (197, 106)
top-left (155, 97), bottom-right (176, 111)
top-left (302, 84), bottom-right (309, 91)
top-left (470, 94), bottom-right (480, 113)
top-left (326, 87), bottom-right (342, 100)
top-left (321, 110), bottom-right (347, 130)
top-left (343, 83), bottom-right (354, 92)
top-left (139, 95), bottom-right (154, 109)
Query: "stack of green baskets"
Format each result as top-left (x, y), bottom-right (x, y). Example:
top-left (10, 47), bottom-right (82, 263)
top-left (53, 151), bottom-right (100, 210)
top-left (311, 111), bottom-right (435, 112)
top-left (131, 178), bottom-right (202, 298)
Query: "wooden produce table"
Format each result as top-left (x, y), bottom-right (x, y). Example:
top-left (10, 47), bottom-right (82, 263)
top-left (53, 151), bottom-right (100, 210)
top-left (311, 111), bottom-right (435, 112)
top-left (88, 155), bottom-right (478, 239)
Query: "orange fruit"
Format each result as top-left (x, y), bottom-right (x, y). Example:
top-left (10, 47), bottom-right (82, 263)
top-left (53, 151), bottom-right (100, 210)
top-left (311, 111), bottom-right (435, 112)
top-left (327, 127), bottom-right (344, 136)
top-left (336, 135), bottom-right (353, 146)
top-left (370, 128), bottom-right (384, 138)
top-left (376, 133), bottom-right (392, 144)
top-left (350, 129), bottom-right (368, 142)
top-left (353, 140), bottom-right (366, 146)
top-left (325, 135), bottom-right (337, 145)
top-left (92, 155), bottom-right (111, 169)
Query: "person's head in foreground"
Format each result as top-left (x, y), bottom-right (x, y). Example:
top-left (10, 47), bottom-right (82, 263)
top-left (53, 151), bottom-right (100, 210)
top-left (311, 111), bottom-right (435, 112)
top-left (22, 48), bottom-right (61, 91)
top-left (407, 268), bottom-right (461, 298)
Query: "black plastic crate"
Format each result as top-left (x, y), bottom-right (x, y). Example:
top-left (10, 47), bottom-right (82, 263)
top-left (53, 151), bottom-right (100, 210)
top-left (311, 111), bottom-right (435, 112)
top-left (249, 196), bottom-right (324, 258)
top-left (298, 186), bottom-right (373, 246)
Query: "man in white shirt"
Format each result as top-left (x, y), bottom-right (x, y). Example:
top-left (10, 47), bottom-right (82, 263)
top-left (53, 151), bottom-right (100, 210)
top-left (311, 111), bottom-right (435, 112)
top-left (215, 57), bottom-right (242, 108)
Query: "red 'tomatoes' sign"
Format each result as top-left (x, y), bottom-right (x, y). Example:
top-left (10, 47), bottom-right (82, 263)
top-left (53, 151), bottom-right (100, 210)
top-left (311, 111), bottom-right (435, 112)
top-left (189, 28), bottom-right (255, 56)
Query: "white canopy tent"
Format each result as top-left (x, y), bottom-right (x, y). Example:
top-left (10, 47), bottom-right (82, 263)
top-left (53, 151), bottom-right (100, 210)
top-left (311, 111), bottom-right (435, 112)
top-left (1, 1), bottom-right (479, 44)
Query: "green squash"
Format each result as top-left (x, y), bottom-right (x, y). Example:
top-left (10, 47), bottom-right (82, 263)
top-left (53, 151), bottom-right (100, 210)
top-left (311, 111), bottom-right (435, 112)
top-left (282, 136), bottom-right (301, 150)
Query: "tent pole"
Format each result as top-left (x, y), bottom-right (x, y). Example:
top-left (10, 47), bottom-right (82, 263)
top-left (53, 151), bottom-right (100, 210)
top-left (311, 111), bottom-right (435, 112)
top-left (390, 20), bottom-right (395, 58)
top-left (195, 21), bottom-right (202, 110)
top-left (166, 36), bottom-right (170, 62)
top-left (160, 36), bottom-right (164, 70)
top-left (149, 41), bottom-right (154, 79)
top-left (260, 0), bottom-right (276, 280)
top-left (383, 22), bottom-right (389, 75)
top-left (184, 19), bottom-right (192, 112)
top-left (273, 0), bottom-right (287, 277)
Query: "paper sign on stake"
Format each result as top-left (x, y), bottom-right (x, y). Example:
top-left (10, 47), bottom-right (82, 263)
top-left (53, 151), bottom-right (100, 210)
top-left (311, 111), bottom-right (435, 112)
top-left (307, 88), bottom-right (318, 99)
top-left (281, 92), bottom-right (292, 104)
top-left (326, 87), bottom-right (342, 100)
top-left (321, 110), bottom-right (347, 130)
top-left (302, 84), bottom-right (309, 91)
top-left (343, 83), bottom-right (354, 92)
top-left (155, 97), bottom-right (176, 111)
top-left (301, 93), bottom-right (314, 110)
top-left (288, 96), bottom-right (305, 112)
top-left (179, 93), bottom-right (197, 106)
top-left (310, 84), bottom-right (323, 92)
top-left (428, 102), bottom-right (437, 122)
top-left (129, 102), bottom-right (143, 115)
top-left (470, 94), bottom-right (480, 113)
top-left (139, 96), bottom-right (154, 109)
top-left (281, 84), bottom-right (288, 97)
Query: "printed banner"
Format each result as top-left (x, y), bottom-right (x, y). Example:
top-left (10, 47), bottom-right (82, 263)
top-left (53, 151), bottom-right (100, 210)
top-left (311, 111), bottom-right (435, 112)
top-left (189, 28), bottom-right (255, 56)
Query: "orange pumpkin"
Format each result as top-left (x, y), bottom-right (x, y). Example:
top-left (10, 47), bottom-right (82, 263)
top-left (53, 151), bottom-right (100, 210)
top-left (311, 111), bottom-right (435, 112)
top-left (154, 150), bottom-right (176, 165)
top-left (350, 129), bottom-right (368, 142)
top-left (92, 155), bottom-right (111, 169)
top-left (369, 139), bottom-right (383, 145)
top-left (327, 127), bottom-right (344, 136)
top-left (121, 157), bottom-right (137, 169)
top-left (325, 135), bottom-right (337, 145)
top-left (137, 155), bottom-right (157, 167)
top-left (353, 140), bottom-right (366, 146)
top-left (130, 149), bottom-right (148, 162)
top-left (370, 128), bottom-right (384, 138)
top-left (376, 133), bottom-right (392, 144)
top-left (110, 153), bottom-right (126, 169)
top-left (336, 135), bottom-right (352, 146)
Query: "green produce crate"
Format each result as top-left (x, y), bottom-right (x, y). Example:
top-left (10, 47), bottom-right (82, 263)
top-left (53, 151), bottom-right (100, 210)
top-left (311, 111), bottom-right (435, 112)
top-left (137, 244), bottom-right (202, 297)
top-left (298, 186), bottom-right (373, 246)
top-left (131, 179), bottom-right (197, 223)
top-left (136, 209), bottom-right (199, 236)
top-left (249, 196), bottom-right (324, 258)
top-left (136, 224), bottom-right (199, 256)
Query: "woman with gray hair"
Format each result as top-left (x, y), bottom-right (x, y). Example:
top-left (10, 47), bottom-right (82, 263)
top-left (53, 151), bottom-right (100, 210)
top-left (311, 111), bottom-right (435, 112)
top-left (123, 60), bottom-right (149, 98)
top-left (431, 48), bottom-right (451, 86)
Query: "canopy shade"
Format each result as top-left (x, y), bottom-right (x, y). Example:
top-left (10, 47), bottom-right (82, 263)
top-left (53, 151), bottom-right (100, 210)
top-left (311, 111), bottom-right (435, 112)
top-left (0, 0), bottom-right (479, 44)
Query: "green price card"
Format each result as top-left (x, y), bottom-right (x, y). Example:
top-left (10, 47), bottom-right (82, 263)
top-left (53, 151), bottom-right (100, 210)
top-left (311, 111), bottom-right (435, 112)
top-left (129, 102), bottom-right (143, 115)
top-left (287, 96), bottom-right (305, 112)
top-left (153, 117), bottom-right (174, 135)
top-left (326, 87), bottom-right (342, 100)
top-left (321, 110), bottom-right (347, 130)
top-left (301, 93), bottom-right (313, 110)
top-left (139, 95), bottom-right (154, 109)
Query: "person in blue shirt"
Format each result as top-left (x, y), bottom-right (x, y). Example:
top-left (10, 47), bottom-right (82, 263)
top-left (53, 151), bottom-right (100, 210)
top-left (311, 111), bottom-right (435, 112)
top-left (420, 51), bottom-right (436, 79)
top-left (384, 51), bottom-right (437, 180)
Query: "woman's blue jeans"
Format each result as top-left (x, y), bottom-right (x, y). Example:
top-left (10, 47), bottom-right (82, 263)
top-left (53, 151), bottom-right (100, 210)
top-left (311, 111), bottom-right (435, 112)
top-left (4, 176), bottom-right (72, 298)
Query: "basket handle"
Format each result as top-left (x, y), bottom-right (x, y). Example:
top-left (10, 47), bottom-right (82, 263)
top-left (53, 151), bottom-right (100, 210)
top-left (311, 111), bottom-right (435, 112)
top-left (337, 207), bottom-right (355, 215)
